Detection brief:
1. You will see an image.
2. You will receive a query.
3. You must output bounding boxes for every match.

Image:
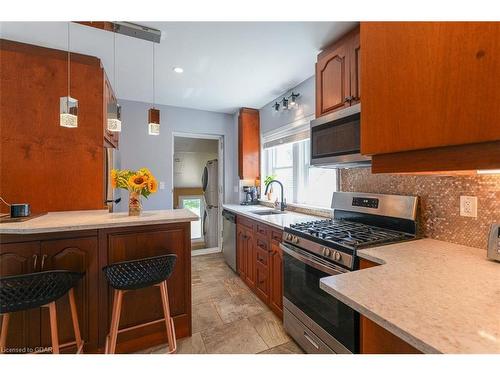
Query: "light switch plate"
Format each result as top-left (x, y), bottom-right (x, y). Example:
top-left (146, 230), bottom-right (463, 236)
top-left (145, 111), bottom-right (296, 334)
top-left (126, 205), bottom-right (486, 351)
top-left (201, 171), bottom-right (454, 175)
top-left (460, 196), bottom-right (477, 218)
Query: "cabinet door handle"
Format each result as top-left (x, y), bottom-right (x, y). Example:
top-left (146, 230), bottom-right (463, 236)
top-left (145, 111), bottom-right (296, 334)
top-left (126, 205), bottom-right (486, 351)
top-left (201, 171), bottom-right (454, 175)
top-left (32, 254), bottom-right (38, 270)
top-left (344, 96), bottom-right (353, 103)
top-left (41, 254), bottom-right (47, 270)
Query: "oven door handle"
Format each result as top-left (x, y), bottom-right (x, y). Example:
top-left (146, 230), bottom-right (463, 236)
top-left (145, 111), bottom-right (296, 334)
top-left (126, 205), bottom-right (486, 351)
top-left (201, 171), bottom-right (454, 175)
top-left (280, 243), bottom-right (345, 276)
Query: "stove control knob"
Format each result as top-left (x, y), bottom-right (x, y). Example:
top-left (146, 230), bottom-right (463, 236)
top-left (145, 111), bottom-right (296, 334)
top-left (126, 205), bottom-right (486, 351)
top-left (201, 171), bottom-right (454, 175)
top-left (334, 251), bottom-right (342, 261)
top-left (286, 234), bottom-right (292, 241)
top-left (292, 236), bottom-right (300, 244)
top-left (322, 248), bottom-right (331, 257)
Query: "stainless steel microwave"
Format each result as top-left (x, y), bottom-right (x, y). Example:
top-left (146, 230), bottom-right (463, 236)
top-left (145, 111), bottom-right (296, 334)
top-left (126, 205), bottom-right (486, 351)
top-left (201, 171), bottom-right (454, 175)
top-left (310, 103), bottom-right (370, 168)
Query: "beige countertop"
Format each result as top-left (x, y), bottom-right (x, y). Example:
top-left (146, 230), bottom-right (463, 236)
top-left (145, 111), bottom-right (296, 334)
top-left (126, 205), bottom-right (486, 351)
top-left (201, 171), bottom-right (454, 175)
top-left (222, 204), bottom-right (322, 229)
top-left (320, 238), bottom-right (500, 354)
top-left (0, 209), bottom-right (199, 234)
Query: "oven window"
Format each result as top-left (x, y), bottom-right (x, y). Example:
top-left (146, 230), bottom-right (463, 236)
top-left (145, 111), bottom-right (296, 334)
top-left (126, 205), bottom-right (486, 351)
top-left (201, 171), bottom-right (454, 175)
top-left (311, 113), bottom-right (361, 159)
top-left (283, 250), bottom-right (358, 353)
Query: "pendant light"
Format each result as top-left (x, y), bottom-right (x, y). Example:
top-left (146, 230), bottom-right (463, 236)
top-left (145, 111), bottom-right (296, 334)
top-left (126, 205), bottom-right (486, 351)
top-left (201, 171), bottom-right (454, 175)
top-left (60, 22), bottom-right (78, 128)
top-left (107, 28), bottom-right (122, 132)
top-left (148, 41), bottom-right (160, 135)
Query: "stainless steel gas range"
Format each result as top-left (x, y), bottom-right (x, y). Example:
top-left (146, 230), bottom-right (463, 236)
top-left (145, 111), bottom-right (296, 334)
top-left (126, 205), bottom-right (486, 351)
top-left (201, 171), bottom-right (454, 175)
top-left (281, 192), bottom-right (418, 354)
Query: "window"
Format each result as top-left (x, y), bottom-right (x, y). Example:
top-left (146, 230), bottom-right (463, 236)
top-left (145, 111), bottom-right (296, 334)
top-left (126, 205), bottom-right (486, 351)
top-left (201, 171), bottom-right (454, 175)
top-left (179, 196), bottom-right (204, 240)
top-left (263, 131), bottom-right (338, 209)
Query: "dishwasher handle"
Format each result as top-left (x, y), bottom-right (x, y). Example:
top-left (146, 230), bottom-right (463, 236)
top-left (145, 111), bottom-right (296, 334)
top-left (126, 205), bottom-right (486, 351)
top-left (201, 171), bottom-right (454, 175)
top-left (222, 209), bottom-right (236, 223)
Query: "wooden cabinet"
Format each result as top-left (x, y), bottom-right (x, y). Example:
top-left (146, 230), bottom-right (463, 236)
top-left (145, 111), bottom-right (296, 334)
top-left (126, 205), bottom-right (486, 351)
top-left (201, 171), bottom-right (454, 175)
top-left (238, 108), bottom-right (260, 180)
top-left (0, 39), bottom-right (118, 214)
top-left (269, 234), bottom-right (284, 318)
top-left (104, 75), bottom-right (119, 148)
top-left (99, 223), bottom-right (191, 353)
top-left (236, 223), bottom-right (255, 289)
top-left (359, 258), bottom-right (421, 354)
top-left (235, 215), bottom-right (283, 318)
top-left (0, 242), bottom-right (41, 352)
top-left (360, 22), bottom-right (500, 173)
top-left (0, 234), bottom-right (98, 353)
top-left (316, 26), bottom-right (360, 117)
top-left (0, 222), bottom-right (191, 354)
top-left (39, 237), bottom-right (99, 352)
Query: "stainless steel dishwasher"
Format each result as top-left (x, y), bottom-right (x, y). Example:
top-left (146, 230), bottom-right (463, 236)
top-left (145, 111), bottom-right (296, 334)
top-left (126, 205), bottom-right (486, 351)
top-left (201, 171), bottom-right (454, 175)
top-left (222, 209), bottom-right (237, 271)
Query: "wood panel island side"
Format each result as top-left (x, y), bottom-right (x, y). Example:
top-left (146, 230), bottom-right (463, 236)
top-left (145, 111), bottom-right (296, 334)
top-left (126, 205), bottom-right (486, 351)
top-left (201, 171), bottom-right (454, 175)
top-left (0, 209), bottom-right (198, 353)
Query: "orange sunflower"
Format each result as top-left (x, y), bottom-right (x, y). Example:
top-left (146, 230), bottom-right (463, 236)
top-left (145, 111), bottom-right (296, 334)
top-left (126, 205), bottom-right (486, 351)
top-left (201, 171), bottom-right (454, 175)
top-left (148, 178), bottom-right (158, 193)
top-left (110, 170), bottom-right (118, 188)
top-left (128, 174), bottom-right (148, 191)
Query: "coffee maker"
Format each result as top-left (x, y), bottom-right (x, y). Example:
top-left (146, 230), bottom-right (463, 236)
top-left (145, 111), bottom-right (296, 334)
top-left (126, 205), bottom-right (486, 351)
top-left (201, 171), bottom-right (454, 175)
top-left (241, 186), bottom-right (259, 205)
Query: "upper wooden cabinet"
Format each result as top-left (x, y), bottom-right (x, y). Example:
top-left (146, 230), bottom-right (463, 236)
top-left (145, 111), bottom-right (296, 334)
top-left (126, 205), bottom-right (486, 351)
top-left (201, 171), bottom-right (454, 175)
top-left (104, 75), bottom-right (119, 148)
top-left (316, 26), bottom-right (360, 117)
top-left (0, 39), bottom-right (117, 213)
top-left (238, 108), bottom-right (260, 180)
top-left (360, 22), bottom-right (500, 173)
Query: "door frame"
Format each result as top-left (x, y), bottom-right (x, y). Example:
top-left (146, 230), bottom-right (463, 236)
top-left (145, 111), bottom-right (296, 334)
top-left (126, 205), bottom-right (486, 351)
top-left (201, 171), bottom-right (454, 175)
top-left (172, 132), bottom-right (224, 252)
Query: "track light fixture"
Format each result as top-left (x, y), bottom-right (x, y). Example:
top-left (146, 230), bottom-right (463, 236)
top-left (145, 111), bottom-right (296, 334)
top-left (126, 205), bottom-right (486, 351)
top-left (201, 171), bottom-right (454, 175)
top-left (288, 92), bottom-right (300, 108)
top-left (271, 91), bottom-right (300, 112)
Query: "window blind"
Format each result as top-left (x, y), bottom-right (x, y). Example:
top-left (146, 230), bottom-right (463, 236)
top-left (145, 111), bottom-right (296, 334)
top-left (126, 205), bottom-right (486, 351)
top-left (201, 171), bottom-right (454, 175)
top-left (262, 114), bottom-right (314, 149)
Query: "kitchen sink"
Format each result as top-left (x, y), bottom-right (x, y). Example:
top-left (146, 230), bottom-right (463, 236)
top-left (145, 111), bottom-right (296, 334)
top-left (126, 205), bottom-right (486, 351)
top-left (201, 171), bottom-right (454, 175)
top-left (250, 210), bottom-right (286, 216)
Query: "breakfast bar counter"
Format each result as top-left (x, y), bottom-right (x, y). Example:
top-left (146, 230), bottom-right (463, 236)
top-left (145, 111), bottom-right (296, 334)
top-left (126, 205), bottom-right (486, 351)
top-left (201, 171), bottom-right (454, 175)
top-left (0, 209), bottom-right (198, 353)
top-left (320, 239), bottom-right (500, 354)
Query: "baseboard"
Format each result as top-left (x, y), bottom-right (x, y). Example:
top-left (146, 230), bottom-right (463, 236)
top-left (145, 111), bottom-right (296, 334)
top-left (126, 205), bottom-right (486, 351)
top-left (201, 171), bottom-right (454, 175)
top-left (191, 247), bottom-right (221, 256)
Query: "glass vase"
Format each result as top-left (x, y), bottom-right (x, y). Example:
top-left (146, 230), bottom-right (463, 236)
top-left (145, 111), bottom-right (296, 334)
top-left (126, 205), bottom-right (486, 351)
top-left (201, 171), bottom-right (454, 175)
top-left (128, 191), bottom-right (142, 216)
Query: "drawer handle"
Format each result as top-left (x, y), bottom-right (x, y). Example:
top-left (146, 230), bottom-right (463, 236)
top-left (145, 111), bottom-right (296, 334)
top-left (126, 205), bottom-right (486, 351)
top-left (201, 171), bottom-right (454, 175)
top-left (303, 331), bottom-right (319, 350)
top-left (32, 254), bottom-right (38, 269)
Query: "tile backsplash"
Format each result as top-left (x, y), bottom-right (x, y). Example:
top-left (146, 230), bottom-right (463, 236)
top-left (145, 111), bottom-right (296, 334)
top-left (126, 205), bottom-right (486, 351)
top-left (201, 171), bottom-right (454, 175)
top-left (340, 168), bottom-right (500, 250)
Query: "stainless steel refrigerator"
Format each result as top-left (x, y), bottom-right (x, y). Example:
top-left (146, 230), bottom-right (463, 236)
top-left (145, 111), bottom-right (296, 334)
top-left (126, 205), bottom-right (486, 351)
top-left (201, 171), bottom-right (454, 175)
top-left (202, 159), bottom-right (219, 248)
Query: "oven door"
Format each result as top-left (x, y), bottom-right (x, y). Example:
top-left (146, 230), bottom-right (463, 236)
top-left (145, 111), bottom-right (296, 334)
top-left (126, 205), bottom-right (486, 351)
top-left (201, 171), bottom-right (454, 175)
top-left (281, 243), bottom-right (359, 353)
top-left (310, 104), bottom-right (370, 167)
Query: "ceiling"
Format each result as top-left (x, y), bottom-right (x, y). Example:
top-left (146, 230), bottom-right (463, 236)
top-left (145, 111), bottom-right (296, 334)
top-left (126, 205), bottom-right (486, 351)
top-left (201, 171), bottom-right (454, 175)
top-left (174, 137), bottom-right (218, 153)
top-left (0, 21), bottom-right (357, 114)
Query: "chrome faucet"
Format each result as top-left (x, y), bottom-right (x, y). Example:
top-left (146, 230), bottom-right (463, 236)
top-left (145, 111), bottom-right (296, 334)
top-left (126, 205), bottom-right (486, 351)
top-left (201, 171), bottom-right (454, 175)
top-left (264, 179), bottom-right (287, 211)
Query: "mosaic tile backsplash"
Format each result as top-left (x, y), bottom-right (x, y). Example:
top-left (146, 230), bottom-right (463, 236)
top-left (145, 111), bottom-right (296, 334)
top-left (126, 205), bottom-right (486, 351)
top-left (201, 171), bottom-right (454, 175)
top-left (340, 168), bottom-right (500, 250)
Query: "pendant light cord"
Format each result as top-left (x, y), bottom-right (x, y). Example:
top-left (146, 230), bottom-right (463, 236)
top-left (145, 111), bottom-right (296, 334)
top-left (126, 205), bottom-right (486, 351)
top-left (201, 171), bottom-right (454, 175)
top-left (152, 42), bottom-right (155, 109)
top-left (67, 22), bottom-right (70, 99)
top-left (113, 27), bottom-right (117, 91)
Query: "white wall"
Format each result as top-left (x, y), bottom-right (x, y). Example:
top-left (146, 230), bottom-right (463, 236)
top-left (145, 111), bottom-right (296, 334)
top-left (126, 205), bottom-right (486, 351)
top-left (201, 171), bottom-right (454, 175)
top-left (259, 76), bottom-right (315, 134)
top-left (117, 99), bottom-right (238, 211)
top-left (173, 151), bottom-right (218, 188)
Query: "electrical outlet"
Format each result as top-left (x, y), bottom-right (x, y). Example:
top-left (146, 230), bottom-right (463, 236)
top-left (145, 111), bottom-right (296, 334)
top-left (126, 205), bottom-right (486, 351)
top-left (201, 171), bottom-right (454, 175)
top-left (460, 196), bottom-right (477, 218)
top-left (159, 181), bottom-right (165, 190)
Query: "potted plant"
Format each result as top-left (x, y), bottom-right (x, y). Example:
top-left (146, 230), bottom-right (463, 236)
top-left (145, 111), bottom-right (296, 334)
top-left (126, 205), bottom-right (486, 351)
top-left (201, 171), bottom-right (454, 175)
top-left (111, 167), bottom-right (158, 216)
top-left (264, 174), bottom-right (276, 201)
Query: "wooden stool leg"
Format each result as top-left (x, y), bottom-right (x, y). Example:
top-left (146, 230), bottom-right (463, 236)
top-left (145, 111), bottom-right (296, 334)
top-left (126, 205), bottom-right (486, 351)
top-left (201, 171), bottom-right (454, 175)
top-left (0, 314), bottom-right (10, 354)
top-left (48, 302), bottom-right (60, 354)
top-left (68, 288), bottom-right (84, 353)
top-left (107, 289), bottom-right (123, 354)
top-left (159, 281), bottom-right (176, 353)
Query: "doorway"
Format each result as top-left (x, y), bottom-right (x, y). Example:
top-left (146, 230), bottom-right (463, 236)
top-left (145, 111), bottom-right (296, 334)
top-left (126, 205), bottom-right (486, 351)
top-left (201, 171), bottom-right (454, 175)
top-left (172, 133), bottom-right (223, 255)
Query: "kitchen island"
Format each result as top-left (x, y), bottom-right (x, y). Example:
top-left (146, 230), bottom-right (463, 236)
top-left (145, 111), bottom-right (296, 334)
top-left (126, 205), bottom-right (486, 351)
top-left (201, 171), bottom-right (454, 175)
top-left (320, 239), bottom-right (500, 354)
top-left (0, 209), bottom-right (198, 353)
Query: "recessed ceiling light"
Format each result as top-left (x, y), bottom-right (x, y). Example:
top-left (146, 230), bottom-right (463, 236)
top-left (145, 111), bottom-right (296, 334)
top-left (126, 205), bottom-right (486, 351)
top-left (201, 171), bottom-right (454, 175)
top-left (173, 67), bottom-right (184, 74)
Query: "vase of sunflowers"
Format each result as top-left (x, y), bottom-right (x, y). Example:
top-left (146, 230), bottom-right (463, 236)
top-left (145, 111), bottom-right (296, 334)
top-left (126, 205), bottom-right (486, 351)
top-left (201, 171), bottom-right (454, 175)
top-left (111, 167), bottom-right (158, 216)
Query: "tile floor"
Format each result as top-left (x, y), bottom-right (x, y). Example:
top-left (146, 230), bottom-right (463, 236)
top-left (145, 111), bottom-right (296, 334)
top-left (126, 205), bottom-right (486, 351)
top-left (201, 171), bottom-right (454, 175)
top-left (140, 252), bottom-right (304, 354)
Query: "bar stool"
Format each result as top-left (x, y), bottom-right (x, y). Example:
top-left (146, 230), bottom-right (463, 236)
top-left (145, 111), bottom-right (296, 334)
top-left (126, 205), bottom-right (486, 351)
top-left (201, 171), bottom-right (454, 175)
top-left (102, 254), bottom-right (177, 354)
top-left (0, 270), bottom-right (84, 354)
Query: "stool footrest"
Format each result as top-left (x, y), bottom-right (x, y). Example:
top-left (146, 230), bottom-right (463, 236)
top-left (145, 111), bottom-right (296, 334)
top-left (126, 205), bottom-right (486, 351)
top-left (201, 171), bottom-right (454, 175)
top-left (105, 317), bottom-right (176, 354)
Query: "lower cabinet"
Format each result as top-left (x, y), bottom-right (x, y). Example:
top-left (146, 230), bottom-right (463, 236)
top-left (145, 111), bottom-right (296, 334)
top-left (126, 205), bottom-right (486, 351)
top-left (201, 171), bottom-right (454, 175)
top-left (235, 215), bottom-right (283, 318)
top-left (0, 222), bottom-right (191, 354)
top-left (0, 234), bottom-right (98, 353)
top-left (359, 258), bottom-right (421, 354)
